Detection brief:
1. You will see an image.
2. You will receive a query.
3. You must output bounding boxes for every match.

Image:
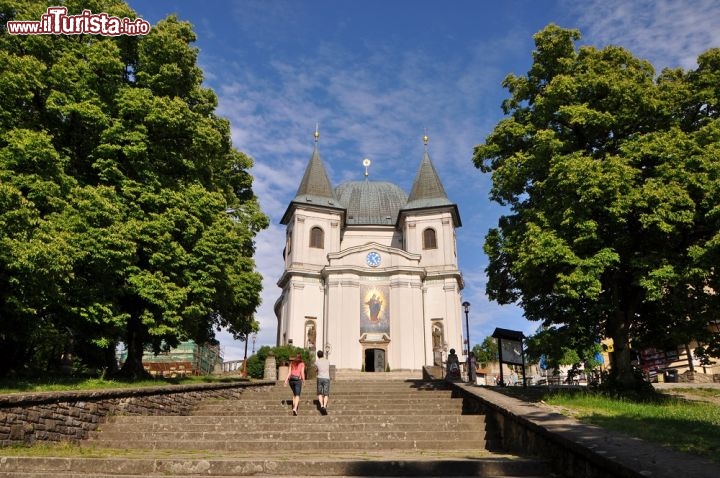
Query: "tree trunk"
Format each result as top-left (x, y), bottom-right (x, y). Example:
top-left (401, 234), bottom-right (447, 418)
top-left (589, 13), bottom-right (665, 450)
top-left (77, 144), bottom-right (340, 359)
top-left (684, 343), bottom-right (694, 372)
top-left (607, 280), bottom-right (641, 389)
top-left (609, 316), bottom-right (636, 388)
top-left (104, 342), bottom-right (120, 375)
top-left (117, 317), bottom-right (151, 379)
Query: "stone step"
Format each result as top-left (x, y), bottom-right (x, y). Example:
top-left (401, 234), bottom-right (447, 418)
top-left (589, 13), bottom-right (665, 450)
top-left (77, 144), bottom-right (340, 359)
top-left (0, 454), bottom-right (549, 477)
top-left (334, 371), bottom-right (425, 379)
top-left (100, 409), bottom-right (485, 431)
top-left (188, 408), bottom-right (465, 416)
top-left (103, 414), bottom-right (481, 425)
top-left (284, 379), bottom-right (438, 387)
top-left (235, 389), bottom-right (454, 396)
top-left (257, 387), bottom-right (450, 395)
top-left (86, 437), bottom-right (493, 452)
top-left (89, 429), bottom-right (486, 443)
top-left (226, 388), bottom-right (453, 395)
top-left (193, 402), bottom-right (462, 411)
top-left (99, 417), bottom-right (484, 432)
top-left (192, 402), bottom-right (464, 413)
top-left (199, 394), bottom-right (458, 403)
top-left (56, 378), bottom-right (549, 476)
top-left (229, 395), bottom-right (456, 404)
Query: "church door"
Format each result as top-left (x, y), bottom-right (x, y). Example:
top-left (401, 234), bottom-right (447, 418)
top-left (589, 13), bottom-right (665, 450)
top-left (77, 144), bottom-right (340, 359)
top-left (364, 348), bottom-right (385, 372)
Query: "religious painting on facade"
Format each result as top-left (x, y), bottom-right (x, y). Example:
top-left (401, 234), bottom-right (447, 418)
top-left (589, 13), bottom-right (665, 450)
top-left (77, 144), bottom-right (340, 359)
top-left (360, 285), bottom-right (389, 334)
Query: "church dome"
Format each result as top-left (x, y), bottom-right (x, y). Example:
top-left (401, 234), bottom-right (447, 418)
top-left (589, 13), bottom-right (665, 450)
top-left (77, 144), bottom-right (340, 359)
top-left (335, 181), bottom-right (408, 225)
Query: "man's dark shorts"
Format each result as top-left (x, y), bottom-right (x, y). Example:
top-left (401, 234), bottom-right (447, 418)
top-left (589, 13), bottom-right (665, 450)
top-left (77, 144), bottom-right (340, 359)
top-left (317, 378), bottom-right (330, 396)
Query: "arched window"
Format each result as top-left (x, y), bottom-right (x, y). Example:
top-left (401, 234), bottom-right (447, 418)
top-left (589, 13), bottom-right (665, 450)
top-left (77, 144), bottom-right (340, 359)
top-left (423, 228), bottom-right (437, 249)
top-left (309, 226), bottom-right (324, 249)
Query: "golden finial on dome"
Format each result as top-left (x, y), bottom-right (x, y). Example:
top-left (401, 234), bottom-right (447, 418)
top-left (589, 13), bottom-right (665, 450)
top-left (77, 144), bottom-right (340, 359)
top-left (363, 158), bottom-right (371, 178)
top-left (423, 128), bottom-right (429, 147)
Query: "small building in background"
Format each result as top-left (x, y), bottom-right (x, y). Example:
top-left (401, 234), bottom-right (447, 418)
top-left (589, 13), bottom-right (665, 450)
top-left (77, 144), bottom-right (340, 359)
top-left (117, 341), bottom-right (222, 376)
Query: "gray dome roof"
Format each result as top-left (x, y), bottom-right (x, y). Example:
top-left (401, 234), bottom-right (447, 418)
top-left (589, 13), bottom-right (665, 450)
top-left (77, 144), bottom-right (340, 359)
top-left (335, 181), bottom-right (408, 225)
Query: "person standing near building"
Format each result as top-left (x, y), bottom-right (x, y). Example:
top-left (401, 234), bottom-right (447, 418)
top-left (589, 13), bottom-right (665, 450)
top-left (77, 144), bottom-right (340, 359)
top-left (315, 350), bottom-right (331, 415)
top-left (284, 353), bottom-right (306, 415)
top-left (468, 352), bottom-right (477, 384)
top-left (446, 348), bottom-right (461, 380)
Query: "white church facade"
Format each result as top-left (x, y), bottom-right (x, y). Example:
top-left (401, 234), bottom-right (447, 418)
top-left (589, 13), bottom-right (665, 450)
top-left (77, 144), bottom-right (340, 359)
top-left (274, 134), bottom-right (465, 372)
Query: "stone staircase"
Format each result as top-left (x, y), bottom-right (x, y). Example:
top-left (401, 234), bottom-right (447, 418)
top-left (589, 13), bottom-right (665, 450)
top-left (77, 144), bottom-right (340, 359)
top-left (1, 376), bottom-right (551, 477)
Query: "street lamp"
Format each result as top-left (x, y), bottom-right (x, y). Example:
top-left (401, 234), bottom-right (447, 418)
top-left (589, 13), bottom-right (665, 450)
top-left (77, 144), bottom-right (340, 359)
top-left (462, 301), bottom-right (471, 360)
top-left (251, 332), bottom-right (257, 354)
top-left (242, 333), bottom-right (248, 378)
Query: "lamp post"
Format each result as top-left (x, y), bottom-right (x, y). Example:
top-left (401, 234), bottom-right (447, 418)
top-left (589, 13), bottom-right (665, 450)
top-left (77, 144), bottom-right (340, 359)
top-left (242, 334), bottom-right (248, 378)
top-left (251, 332), bottom-right (257, 354)
top-left (462, 301), bottom-right (471, 360)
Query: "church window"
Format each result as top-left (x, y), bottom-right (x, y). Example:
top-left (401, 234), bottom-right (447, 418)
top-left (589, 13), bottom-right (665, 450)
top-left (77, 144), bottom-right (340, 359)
top-left (310, 226), bottom-right (324, 249)
top-left (423, 228), bottom-right (437, 249)
top-left (305, 319), bottom-right (317, 351)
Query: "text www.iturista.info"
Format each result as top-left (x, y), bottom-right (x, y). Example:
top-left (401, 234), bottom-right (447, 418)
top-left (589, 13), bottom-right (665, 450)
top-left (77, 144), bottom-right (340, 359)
top-left (6, 7), bottom-right (151, 36)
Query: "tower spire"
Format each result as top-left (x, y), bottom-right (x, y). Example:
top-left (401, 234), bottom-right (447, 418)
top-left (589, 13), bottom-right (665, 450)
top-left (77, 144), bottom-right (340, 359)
top-left (280, 128), bottom-right (338, 224)
top-left (402, 138), bottom-right (461, 227)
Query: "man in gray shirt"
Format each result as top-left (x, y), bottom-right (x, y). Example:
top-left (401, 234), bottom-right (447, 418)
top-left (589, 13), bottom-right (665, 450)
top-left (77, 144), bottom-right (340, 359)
top-left (315, 350), bottom-right (331, 415)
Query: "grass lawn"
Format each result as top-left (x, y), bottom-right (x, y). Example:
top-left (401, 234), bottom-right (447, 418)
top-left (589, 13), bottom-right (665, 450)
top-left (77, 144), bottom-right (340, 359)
top-left (0, 375), bottom-right (247, 394)
top-left (499, 386), bottom-right (720, 462)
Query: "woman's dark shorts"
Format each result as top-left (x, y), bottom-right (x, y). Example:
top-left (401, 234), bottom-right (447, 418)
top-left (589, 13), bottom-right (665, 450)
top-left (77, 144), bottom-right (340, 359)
top-left (289, 378), bottom-right (302, 396)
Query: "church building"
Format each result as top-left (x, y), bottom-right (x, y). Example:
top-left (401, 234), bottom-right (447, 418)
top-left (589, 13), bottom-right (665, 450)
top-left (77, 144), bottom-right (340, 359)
top-left (275, 131), bottom-right (465, 372)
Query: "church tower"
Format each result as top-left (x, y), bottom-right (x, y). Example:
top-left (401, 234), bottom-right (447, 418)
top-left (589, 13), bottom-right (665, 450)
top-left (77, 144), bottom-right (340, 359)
top-left (275, 132), bottom-right (464, 372)
top-left (277, 129), bottom-right (343, 351)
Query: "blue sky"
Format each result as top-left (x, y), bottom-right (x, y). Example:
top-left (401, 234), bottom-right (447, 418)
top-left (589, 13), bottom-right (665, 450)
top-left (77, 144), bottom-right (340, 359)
top-left (126, 0), bottom-right (720, 361)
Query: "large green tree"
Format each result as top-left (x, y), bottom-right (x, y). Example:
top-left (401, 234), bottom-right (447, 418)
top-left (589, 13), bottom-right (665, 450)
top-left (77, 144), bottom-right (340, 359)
top-left (474, 25), bottom-right (720, 389)
top-left (0, 0), bottom-right (268, 378)
top-left (472, 336), bottom-right (498, 368)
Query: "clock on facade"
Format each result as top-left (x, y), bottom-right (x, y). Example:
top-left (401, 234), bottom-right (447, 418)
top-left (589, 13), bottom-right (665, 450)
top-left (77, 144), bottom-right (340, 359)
top-left (366, 251), bottom-right (381, 267)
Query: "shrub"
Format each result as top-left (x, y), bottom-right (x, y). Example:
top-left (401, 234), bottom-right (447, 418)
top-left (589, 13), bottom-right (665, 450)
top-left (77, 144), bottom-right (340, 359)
top-left (245, 345), bottom-right (314, 379)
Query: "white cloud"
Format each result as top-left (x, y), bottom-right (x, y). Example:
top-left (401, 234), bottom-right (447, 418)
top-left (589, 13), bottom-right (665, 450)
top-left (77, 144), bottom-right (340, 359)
top-left (568, 0), bottom-right (720, 70)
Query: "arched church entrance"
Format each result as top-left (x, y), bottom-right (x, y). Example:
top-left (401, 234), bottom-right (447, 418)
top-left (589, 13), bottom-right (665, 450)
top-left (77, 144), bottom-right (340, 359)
top-left (364, 348), bottom-right (386, 372)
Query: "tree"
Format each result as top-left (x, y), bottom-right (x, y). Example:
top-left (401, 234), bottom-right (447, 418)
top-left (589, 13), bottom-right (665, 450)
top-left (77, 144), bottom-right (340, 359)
top-left (524, 326), bottom-right (602, 374)
top-left (474, 24), bottom-right (720, 389)
top-left (0, 0), bottom-right (268, 378)
top-left (472, 336), bottom-right (498, 368)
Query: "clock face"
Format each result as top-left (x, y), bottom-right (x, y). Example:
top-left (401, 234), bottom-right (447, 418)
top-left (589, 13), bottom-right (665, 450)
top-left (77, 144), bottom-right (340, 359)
top-left (366, 252), bottom-right (381, 267)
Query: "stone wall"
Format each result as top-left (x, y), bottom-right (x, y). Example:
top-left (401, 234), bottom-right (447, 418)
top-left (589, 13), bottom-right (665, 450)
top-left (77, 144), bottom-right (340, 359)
top-left (0, 381), bottom-right (274, 446)
top-left (451, 384), bottom-right (653, 478)
top-left (680, 370), bottom-right (720, 383)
